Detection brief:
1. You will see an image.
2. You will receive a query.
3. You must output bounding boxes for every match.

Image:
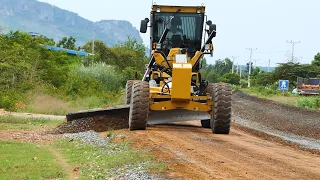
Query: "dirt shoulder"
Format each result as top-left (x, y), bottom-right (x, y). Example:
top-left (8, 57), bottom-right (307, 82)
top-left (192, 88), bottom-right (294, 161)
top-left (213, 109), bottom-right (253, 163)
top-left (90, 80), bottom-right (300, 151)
top-left (121, 121), bottom-right (320, 180)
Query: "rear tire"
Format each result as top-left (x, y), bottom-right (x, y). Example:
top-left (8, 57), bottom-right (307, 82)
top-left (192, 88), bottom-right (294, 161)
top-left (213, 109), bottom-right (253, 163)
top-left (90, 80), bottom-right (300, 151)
top-left (129, 81), bottom-right (150, 131)
top-left (211, 83), bottom-right (232, 134)
top-left (200, 83), bottom-right (215, 128)
top-left (125, 80), bottom-right (138, 104)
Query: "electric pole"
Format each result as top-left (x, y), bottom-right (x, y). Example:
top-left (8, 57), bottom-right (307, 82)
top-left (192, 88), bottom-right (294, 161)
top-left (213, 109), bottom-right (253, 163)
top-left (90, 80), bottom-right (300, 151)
top-left (92, 29), bottom-right (95, 54)
top-left (230, 56), bottom-right (239, 73)
top-left (268, 59), bottom-right (270, 72)
top-left (287, 40), bottom-right (300, 63)
top-left (236, 63), bottom-right (239, 74)
top-left (246, 48), bottom-right (257, 88)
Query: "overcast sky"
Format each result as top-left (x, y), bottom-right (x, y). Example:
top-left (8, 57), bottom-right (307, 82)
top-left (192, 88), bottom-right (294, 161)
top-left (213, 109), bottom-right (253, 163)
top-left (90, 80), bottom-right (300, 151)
top-left (38, 0), bottom-right (319, 67)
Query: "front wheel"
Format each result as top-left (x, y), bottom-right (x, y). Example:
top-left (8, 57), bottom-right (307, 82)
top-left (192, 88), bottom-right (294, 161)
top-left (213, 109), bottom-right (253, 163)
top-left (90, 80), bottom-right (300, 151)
top-left (129, 81), bottom-right (150, 131)
top-left (211, 83), bottom-right (232, 134)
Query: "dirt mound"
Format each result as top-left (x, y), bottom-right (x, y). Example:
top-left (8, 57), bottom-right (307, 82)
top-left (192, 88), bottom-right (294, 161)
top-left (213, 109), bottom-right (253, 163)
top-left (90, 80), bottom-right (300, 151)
top-left (53, 115), bottom-right (129, 134)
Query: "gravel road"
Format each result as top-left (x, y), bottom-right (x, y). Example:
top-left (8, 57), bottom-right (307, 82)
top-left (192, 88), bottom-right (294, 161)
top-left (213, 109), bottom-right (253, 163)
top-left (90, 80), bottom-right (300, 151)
top-left (232, 91), bottom-right (320, 149)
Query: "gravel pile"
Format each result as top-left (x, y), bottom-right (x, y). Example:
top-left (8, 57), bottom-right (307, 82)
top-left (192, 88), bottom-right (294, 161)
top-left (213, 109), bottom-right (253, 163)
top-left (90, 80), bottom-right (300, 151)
top-left (232, 91), bottom-right (320, 140)
top-left (53, 115), bottom-right (129, 134)
top-left (62, 130), bottom-right (109, 146)
top-left (107, 162), bottom-right (164, 180)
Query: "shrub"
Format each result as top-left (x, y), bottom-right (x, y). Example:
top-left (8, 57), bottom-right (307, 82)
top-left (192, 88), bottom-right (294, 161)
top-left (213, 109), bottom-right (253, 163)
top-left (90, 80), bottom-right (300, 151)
top-left (77, 63), bottom-right (122, 92)
top-left (297, 97), bottom-right (320, 109)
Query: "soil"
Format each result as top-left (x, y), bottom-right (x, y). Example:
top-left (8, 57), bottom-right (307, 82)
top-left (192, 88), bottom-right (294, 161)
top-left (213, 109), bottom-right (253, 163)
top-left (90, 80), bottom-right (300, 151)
top-left (121, 121), bottom-right (320, 180)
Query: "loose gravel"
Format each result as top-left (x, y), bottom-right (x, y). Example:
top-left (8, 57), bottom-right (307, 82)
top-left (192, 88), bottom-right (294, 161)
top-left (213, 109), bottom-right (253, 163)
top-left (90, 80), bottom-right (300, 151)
top-left (62, 130), bottom-right (109, 146)
top-left (232, 91), bottom-right (320, 147)
top-left (53, 115), bottom-right (128, 134)
top-left (108, 162), bottom-right (164, 180)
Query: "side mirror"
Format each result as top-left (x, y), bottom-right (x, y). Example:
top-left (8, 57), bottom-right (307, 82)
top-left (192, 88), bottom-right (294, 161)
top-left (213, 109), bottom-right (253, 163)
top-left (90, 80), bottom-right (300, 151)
top-left (209, 24), bottom-right (216, 37)
top-left (140, 18), bottom-right (149, 33)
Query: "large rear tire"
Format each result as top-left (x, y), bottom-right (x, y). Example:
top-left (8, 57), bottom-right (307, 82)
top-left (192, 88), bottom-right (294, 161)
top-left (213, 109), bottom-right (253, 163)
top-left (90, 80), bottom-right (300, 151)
top-left (200, 83), bottom-right (215, 128)
top-left (125, 80), bottom-right (138, 105)
top-left (211, 83), bottom-right (232, 134)
top-left (129, 81), bottom-right (150, 131)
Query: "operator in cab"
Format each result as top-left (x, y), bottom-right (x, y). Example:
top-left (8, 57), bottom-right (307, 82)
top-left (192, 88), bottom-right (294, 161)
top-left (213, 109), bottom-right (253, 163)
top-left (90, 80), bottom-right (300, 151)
top-left (167, 17), bottom-right (183, 40)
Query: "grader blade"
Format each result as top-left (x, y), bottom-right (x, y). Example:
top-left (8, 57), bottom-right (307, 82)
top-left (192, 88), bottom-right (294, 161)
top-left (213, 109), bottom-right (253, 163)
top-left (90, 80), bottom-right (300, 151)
top-left (66, 105), bottom-right (130, 122)
top-left (148, 110), bottom-right (210, 125)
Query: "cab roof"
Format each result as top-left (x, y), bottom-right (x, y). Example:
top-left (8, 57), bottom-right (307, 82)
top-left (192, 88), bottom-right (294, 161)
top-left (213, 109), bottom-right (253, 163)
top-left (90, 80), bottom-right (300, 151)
top-left (151, 4), bottom-right (205, 13)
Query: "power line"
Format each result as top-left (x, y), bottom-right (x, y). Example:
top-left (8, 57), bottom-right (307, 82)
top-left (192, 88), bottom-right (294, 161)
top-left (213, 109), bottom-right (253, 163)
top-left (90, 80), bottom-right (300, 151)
top-left (246, 48), bottom-right (257, 88)
top-left (287, 40), bottom-right (300, 63)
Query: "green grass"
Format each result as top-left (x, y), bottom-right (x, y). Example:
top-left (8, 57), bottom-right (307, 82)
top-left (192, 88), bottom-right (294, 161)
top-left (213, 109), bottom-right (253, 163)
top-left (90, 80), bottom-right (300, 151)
top-left (0, 140), bottom-right (66, 180)
top-left (0, 116), bottom-right (64, 130)
top-left (54, 138), bottom-right (167, 179)
top-left (297, 96), bottom-right (320, 109)
top-left (240, 87), bottom-right (320, 110)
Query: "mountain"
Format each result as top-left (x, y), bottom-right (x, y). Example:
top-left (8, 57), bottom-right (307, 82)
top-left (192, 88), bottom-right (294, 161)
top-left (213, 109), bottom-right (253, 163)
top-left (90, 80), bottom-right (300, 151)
top-left (0, 0), bottom-right (142, 46)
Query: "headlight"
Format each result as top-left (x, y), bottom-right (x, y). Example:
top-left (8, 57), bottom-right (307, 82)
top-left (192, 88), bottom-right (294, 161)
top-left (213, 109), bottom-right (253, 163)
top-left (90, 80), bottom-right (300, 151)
top-left (205, 44), bottom-right (210, 50)
top-left (156, 43), bottom-right (162, 50)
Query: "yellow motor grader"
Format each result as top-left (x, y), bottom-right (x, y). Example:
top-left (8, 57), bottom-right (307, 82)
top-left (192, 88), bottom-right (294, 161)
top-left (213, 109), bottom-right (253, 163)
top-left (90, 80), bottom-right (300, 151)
top-left (67, 4), bottom-right (232, 134)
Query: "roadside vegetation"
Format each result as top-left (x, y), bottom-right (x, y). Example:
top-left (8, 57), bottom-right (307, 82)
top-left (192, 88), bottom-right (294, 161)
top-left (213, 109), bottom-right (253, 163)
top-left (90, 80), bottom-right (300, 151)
top-left (0, 116), bottom-right (64, 130)
top-left (0, 116), bottom-right (167, 179)
top-left (0, 31), bottom-right (148, 114)
top-left (199, 54), bottom-right (320, 110)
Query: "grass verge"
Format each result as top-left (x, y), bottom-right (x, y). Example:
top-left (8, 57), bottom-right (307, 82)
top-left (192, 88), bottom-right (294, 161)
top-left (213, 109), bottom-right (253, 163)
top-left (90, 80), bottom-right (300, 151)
top-left (0, 140), bottom-right (66, 180)
top-left (240, 88), bottom-right (320, 110)
top-left (54, 137), bottom-right (167, 179)
top-left (0, 116), bottom-right (64, 130)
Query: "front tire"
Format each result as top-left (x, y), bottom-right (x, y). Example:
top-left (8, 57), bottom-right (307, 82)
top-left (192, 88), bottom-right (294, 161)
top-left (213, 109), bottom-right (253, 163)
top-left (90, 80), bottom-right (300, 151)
top-left (211, 83), bottom-right (232, 134)
top-left (125, 80), bottom-right (138, 104)
top-left (129, 81), bottom-right (150, 131)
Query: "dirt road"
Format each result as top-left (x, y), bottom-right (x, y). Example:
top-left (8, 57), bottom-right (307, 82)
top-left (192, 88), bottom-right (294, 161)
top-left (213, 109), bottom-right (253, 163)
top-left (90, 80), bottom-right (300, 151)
top-left (120, 92), bottom-right (320, 179)
top-left (124, 121), bottom-right (320, 180)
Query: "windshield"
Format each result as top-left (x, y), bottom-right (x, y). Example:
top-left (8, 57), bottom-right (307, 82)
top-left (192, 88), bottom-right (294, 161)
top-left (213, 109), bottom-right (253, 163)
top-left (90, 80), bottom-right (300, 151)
top-left (153, 12), bottom-right (204, 44)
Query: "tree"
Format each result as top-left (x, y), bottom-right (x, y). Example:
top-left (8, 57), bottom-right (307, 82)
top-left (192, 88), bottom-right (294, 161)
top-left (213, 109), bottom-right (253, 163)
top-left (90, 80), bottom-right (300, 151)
top-left (56, 36), bottom-right (76, 49)
top-left (312, 53), bottom-right (320, 66)
top-left (219, 73), bottom-right (240, 85)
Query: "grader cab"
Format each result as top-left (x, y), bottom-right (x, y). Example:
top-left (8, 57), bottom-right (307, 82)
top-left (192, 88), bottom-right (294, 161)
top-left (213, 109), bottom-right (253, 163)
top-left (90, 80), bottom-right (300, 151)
top-left (126, 4), bottom-right (232, 134)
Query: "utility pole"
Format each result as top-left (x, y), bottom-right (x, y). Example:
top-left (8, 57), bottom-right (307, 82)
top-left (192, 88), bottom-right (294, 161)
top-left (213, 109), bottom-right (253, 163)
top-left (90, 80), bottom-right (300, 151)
top-left (268, 59), bottom-right (270, 72)
top-left (236, 63), bottom-right (239, 74)
top-left (92, 29), bottom-right (95, 54)
top-left (246, 48), bottom-right (257, 88)
top-left (287, 40), bottom-right (300, 63)
top-left (230, 56), bottom-right (239, 73)
top-left (240, 65), bottom-right (242, 78)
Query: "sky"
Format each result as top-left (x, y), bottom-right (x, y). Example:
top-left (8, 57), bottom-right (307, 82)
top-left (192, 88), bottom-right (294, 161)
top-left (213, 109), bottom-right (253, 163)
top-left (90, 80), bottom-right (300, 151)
top-left (37, 0), bottom-right (320, 67)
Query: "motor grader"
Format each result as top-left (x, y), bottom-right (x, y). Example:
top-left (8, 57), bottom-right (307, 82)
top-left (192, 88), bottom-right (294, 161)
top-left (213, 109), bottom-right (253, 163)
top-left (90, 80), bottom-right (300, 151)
top-left (66, 4), bottom-right (232, 134)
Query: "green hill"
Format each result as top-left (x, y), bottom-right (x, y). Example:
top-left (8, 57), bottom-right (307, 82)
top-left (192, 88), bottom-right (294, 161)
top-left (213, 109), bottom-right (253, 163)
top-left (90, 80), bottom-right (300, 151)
top-left (0, 0), bottom-right (142, 46)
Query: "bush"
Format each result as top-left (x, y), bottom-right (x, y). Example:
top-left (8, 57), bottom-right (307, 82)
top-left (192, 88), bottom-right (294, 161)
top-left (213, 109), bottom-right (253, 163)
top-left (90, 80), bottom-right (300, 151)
top-left (297, 97), bottom-right (320, 109)
top-left (77, 63), bottom-right (122, 92)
